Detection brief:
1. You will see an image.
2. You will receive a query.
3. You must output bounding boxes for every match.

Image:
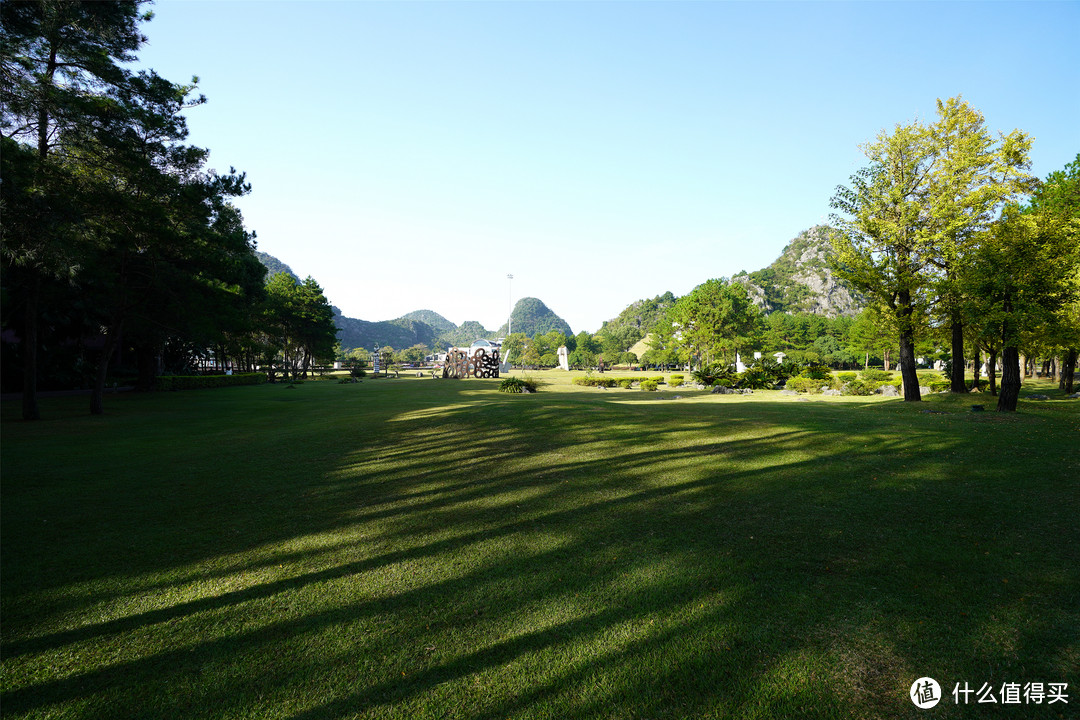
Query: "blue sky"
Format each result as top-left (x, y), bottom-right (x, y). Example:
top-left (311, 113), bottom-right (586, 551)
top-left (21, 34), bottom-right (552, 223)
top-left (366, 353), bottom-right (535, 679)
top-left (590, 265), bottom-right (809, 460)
top-left (134, 1), bottom-right (1079, 335)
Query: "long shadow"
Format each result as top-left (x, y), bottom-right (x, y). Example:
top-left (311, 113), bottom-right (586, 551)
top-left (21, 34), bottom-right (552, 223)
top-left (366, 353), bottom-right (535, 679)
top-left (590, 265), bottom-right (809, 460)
top-left (2, 381), bottom-right (1077, 719)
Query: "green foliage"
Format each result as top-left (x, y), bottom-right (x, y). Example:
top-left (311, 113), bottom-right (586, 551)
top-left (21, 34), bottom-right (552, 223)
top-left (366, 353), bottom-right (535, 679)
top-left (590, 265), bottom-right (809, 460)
top-left (668, 377), bottom-right (684, 388)
top-left (499, 377), bottom-right (526, 393)
top-left (640, 380), bottom-right (659, 391)
top-left (617, 379), bottom-right (635, 389)
top-left (670, 278), bottom-right (763, 364)
top-left (799, 364), bottom-right (833, 380)
top-left (837, 372), bottom-right (858, 384)
top-left (736, 367), bottom-right (773, 390)
top-left (841, 377), bottom-right (876, 396)
top-left (573, 377), bottom-right (619, 388)
top-left (691, 364), bottom-right (736, 387)
top-left (924, 373), bottom-right (951, 393)
top-left (860, 368), bottom-right (893, 382)
top-left (156, 373), bottom-right (267, 391)
top-left (786, 376), bottom-right (825, 394)
top-left (596, 292), bottom-right (677, 348)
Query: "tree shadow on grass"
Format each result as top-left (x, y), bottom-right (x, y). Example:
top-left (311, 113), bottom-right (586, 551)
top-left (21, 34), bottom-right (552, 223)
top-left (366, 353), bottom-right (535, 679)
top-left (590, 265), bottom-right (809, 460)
top-left (2, 382), bottom-right (1077, 719)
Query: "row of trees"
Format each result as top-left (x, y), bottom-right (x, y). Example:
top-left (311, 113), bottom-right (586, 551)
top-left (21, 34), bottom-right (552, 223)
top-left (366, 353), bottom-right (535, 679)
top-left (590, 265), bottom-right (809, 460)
top-left (830, 97), bottom-right (1079, 410)
top-left (1, 1), bottom-right (338, 417)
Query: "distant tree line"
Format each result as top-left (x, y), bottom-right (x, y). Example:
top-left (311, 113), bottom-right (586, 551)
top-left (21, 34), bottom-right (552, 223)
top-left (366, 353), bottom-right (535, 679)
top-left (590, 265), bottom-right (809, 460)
top-left (1, 1), bottom-right (338, 417)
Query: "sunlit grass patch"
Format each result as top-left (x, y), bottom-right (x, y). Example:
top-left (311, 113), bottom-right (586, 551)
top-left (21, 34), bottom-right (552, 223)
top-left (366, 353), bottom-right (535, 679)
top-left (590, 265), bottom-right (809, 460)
top-left (2, 378), bottom-right (1077, 719)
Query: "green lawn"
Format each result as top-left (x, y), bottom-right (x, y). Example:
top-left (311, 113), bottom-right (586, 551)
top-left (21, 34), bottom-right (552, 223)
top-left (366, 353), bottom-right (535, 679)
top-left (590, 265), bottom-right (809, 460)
top-left (2, 375), bottom-right (1077, 719)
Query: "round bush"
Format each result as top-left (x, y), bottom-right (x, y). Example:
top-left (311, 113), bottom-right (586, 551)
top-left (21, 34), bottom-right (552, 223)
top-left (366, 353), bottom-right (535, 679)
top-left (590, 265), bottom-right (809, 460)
top-left (640, 380), bottom-right (659, 391)
top-left (499, 377), bottom-right (526, 393)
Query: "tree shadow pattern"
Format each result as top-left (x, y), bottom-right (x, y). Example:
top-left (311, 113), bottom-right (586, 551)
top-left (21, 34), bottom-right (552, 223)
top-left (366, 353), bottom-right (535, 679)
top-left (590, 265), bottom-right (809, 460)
top-left (1, 382), bottom-right (1078, 719)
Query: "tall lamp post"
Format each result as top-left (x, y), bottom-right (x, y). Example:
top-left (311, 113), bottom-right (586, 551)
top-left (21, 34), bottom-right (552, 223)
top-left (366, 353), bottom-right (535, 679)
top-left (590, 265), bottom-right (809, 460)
top-left (507, 273), bottom-right (514, 337)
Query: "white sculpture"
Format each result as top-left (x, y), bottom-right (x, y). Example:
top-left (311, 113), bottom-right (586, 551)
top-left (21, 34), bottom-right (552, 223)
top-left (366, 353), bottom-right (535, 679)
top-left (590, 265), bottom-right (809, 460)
top-left (557, 345), bottom-right (570, 371)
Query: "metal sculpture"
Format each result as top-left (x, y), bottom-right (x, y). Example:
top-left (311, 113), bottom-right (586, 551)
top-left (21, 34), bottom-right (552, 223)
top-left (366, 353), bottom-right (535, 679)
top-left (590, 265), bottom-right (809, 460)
top-left (443, 346), bottom-right (500, 379)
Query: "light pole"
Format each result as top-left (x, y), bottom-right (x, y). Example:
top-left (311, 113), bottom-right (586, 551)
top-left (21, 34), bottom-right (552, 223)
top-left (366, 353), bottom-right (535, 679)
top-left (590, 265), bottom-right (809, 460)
top-left (507, 273), bottom-right (514, 336)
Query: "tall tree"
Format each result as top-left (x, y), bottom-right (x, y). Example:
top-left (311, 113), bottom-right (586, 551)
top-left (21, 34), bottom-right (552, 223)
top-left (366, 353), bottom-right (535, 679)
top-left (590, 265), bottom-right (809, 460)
top-left (1028, 155), bottom-right (1080, 394)
top-left (669, 278), bottom-right (762, 368)
top-left (965, 202), bottom-right (1079, 412)
top-left (1, 0), bottom-right (153, 419)
top-left (923, 97), bottom-right (1034, 393)
top-left (263, 274), bottom-right (338, 380)
top-left (830, 120), bottom-right (935, 401)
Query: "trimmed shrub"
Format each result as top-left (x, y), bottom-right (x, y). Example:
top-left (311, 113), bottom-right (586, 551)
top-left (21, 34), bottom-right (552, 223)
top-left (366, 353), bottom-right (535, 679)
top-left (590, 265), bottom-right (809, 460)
top-left (668, 377), bottom-right (684, 388)
top-left (617, 379), bottom-right (635, 389)
top-left (156, 373), bottom-right (267, 391)
top-left (861, 368), bottom-right (893, 382)
top-left (649, 376), bottom-right (665, 384)
top-left (573, 377), bottom-right (619, 388)
top-left (502, 375), bottom-right (546, 393)
top-left (837, 372), bottom-right (858, 384)
top-left (786, 376), bottom-right (823, 394)
top-left (924, 373), bottom-right (950, 393)
top-left (640, 380), bottom-right (659, 391)
top-left (842, 378), bottom-right (876, 396)
top-left (799, 364), bottom-right (833, 380)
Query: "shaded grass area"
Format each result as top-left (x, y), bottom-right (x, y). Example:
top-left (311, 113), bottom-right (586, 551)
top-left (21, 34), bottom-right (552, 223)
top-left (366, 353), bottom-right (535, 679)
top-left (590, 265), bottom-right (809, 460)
top-left (2, 377), bottom-right (1078, 719)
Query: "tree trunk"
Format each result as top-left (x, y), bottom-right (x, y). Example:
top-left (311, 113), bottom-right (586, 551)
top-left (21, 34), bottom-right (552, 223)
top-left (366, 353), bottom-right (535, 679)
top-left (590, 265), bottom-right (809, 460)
top-left (899, 332), bottom-right (921, 401)
top-left (896, 290), bottom-right (921, 401)
top-left (21, 275), bottom-right (41, 421)
top-left (90, 322), bottom-right (122, 415)
top-left (950, 316), bottom-right (966, 393)
top-left (1061, 348), bottom-right (1077, 394)
top-left (971, 346), bottom-right (981, 391)
top-left (988, 350), bottom-right (998, 396)
top-left (136, 343), bottom-right (157, 392)
top-left (997, 346), bottom-right (1021, 412)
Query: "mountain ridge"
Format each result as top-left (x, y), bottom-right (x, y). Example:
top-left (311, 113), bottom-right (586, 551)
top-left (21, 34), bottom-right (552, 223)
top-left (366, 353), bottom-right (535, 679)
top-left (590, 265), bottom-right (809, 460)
top-left (256, 224), bottom-right (861, 351)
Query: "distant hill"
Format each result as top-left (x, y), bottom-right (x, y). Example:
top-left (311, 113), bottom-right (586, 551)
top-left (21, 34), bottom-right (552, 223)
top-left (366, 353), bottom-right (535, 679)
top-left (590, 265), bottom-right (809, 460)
top-left (597, 291), bottom-right (677, 345)
top-left (596, 227), bottom-right (864, 354)
top-left (732, 226), bottom-right (865, 317)
top-left (254, 251), bottom-right (299, 281)
top-left (441, 321), bottom-right (495, 348)
top-left (496, 297), bottom-right (572, 338)
top-left (396, 310), bottom-right (456, 335)
top-left (332, 311), bottom-right (432, 351)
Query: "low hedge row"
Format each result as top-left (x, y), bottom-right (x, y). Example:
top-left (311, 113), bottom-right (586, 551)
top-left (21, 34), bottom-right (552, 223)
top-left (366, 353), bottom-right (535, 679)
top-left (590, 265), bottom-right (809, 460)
top-left (156, 373), bottom-right (267, 391)
top-left (574, 375), bottom-right (670, 389)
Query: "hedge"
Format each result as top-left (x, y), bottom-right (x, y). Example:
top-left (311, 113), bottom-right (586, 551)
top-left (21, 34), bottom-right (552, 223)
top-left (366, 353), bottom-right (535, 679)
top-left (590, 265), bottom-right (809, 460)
top-left (573, 377), bottom-right (620, 388)
top-left (156, 373), bottom-right (267, 391)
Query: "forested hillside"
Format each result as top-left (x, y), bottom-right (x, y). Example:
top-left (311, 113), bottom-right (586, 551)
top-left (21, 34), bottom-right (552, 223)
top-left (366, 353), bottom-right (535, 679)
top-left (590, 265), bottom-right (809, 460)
top-left (495, 298), bottom-right (572, 338)
top-left (732, 226), bottom-right (864, 317)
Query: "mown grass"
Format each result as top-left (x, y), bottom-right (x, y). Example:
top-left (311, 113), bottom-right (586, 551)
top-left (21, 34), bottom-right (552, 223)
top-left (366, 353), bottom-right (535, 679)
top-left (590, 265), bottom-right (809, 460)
top-left (2, 375), bottom-right (1077, 719)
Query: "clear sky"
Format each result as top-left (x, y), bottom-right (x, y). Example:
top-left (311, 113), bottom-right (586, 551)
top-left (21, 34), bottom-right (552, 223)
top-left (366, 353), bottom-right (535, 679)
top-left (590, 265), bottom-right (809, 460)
top-left (133, 0), bottom-right (1079, 335)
